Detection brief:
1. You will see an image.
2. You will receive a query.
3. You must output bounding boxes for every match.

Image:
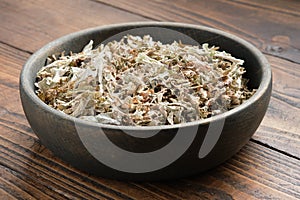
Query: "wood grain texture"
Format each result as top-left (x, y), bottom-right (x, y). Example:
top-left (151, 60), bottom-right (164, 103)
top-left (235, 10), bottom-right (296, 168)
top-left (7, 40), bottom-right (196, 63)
top-left (0, 188), bottom-right (16, 200)
top-left (0, 0), bottom-right (147, 53)
top-left (253, 55), bottom-right (300, 157)
top-left (98, 0), bottom-right (300, 63)
top-left (0, 0), bottom-right (300, 199)
top-left (1, 112), bottom-right (299, 199)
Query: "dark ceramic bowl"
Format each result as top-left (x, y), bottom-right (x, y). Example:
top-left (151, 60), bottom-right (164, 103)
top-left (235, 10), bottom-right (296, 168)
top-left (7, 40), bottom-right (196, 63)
top-left (20, 22), bottom-right (272, 181)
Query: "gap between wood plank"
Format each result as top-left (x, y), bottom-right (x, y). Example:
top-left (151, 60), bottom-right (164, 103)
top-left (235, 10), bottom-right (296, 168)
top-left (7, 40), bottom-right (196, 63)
top-left (88, 0), bottom-right (157, 21)
top-left (0, 41), bottom-right (33, 55)
top-left (263, 52), bottom-right (300, 65)
top-left (228, 0), bottom-right (300, 18)
top-left (0, 141), bottom-right (133, 200)
top-left (250, 139), bottom-right (300, 161)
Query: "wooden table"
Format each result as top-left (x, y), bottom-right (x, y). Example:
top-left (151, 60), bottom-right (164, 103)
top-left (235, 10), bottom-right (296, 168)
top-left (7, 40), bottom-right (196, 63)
top-left (1, 0), bottom-right (299, 199)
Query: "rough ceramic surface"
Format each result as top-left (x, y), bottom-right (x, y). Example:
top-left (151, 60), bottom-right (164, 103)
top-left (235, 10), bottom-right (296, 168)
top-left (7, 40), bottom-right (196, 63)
top-left (20, 22), bottom-right (272, 181)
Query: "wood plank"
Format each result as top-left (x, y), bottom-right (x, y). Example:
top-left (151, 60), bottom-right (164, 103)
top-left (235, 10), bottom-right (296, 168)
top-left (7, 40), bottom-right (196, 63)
top-left (0, 165), bottom-right (57, 200)
top-left (0, 188), bottom-right (16, 200)
top-left (0, 176), bottom-right (36, 200)
top-left (231, 0), bottom-right (300, 16)
top-left (253, 55), bottom-right (300, 157)
top-left (97, 0), bottom-right (300, 63)
top-left (0, 0), bottom-right (147, 53)
top-left (0, 115), bottom-right (175, 200)
top-left (1, 118), bottom-right (299, 199)
top-left (0, 148), bottom-right (114, 200)
top-left (141, 142), bottom-right (300, 200)
top-left (0, 42), bottom-right (31, 126)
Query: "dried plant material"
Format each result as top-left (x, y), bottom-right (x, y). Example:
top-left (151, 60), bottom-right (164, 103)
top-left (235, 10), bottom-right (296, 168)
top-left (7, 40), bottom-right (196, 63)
top-left (35, 35), bottom-right (256, 126)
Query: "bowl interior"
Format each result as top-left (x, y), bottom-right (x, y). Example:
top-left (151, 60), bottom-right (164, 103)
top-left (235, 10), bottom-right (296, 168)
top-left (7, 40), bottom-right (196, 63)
top-left (22, 22), bottom-right (269, 129)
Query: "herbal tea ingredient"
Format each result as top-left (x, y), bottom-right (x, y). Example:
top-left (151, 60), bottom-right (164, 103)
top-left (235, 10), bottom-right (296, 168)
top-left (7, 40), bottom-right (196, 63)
top-left (35, 35), bottom-right (255, 126)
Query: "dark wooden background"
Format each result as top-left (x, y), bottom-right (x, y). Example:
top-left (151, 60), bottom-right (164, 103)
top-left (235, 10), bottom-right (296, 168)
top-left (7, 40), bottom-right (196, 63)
top-left (0, 0), bottom-right (299, 199)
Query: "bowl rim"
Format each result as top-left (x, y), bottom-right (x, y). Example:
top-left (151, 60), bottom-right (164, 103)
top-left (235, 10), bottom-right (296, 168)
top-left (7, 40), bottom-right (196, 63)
top-left (20, 21), bottom-right (272, 131)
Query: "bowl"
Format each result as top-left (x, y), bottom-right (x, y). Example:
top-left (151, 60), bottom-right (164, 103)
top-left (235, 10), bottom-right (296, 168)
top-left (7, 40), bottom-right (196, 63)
top-left (20, 22), bottom-right (272, 181)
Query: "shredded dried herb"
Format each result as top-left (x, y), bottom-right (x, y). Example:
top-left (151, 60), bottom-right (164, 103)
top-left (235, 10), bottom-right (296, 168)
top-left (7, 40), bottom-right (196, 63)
top-left (35, 35), bottom-right (255, 126)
